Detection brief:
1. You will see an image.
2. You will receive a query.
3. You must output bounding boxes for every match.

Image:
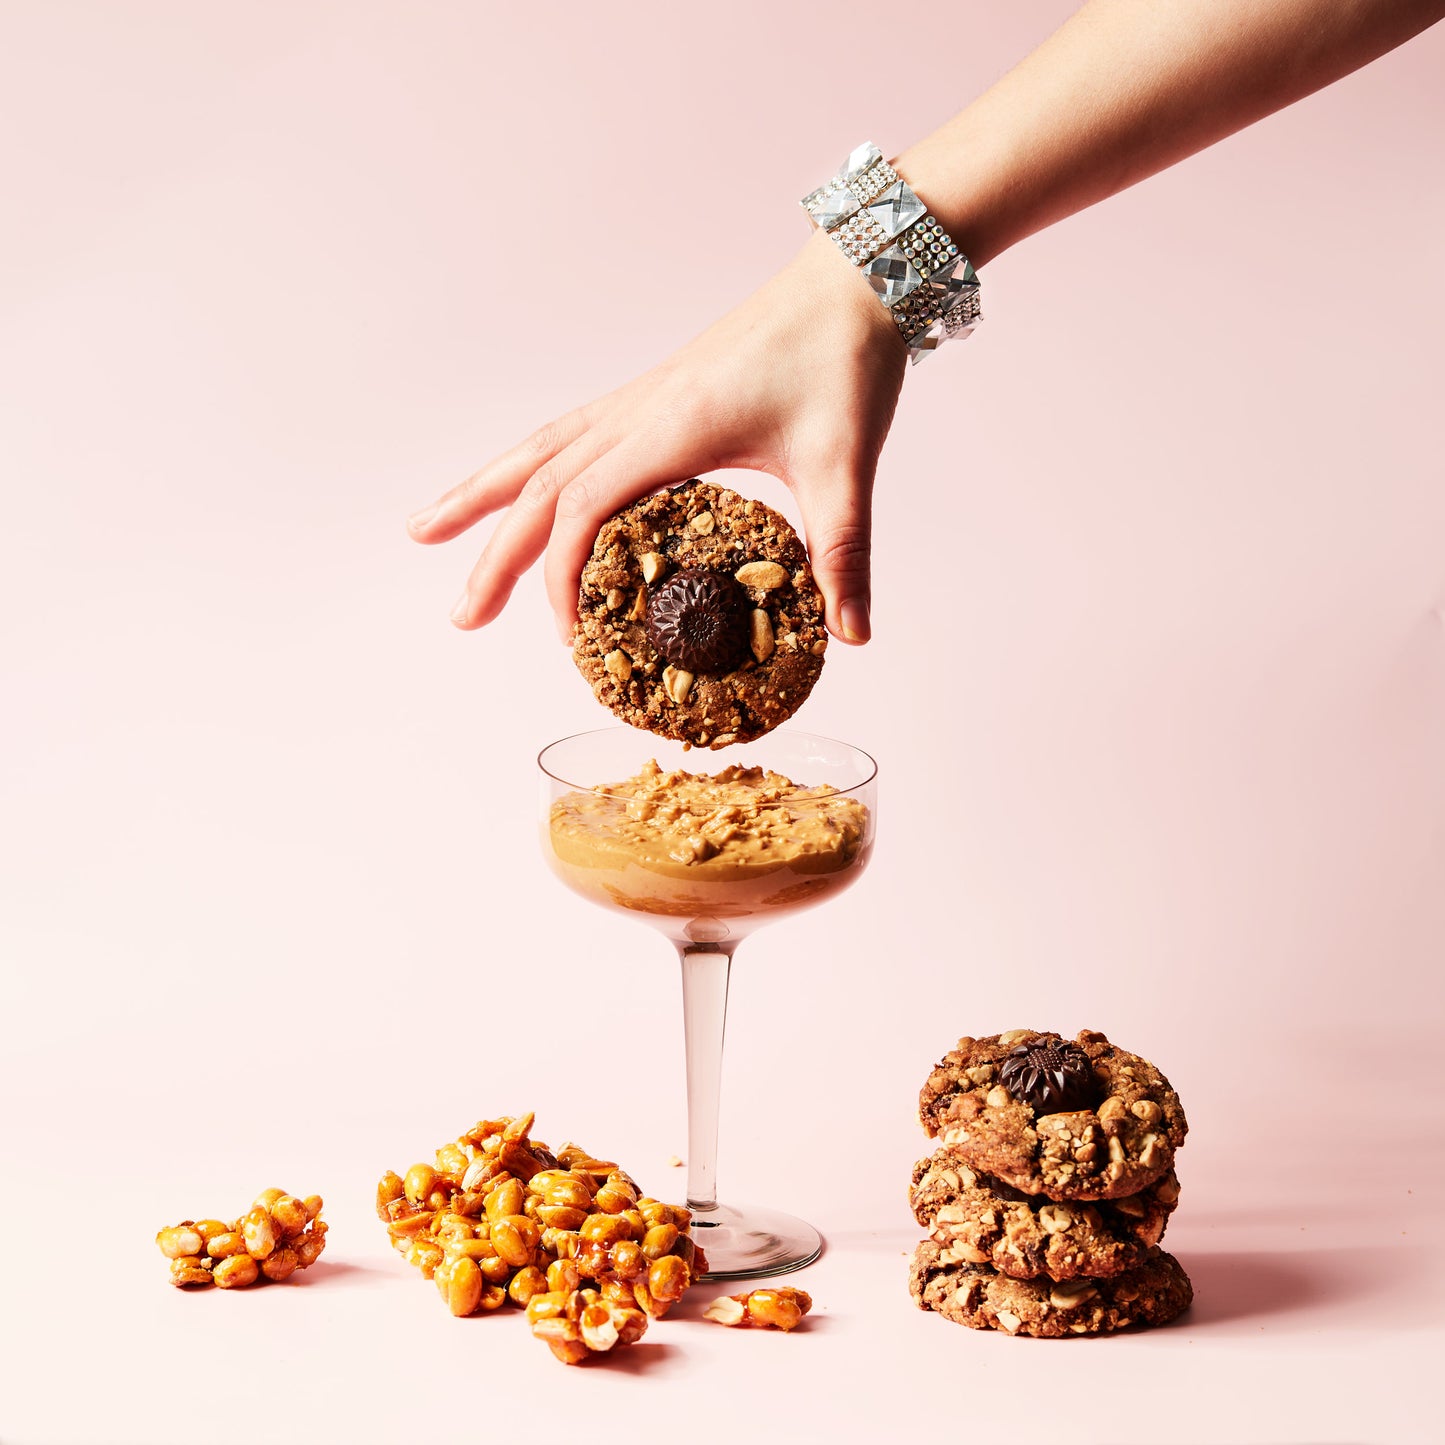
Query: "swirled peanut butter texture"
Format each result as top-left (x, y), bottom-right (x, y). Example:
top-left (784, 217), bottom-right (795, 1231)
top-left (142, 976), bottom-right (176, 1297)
top-left (547, 761), bottom-right (869, 919)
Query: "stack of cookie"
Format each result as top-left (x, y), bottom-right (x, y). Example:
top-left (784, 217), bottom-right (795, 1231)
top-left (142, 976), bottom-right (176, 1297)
top-left (908, 1028), bottom-right (1193, 1338)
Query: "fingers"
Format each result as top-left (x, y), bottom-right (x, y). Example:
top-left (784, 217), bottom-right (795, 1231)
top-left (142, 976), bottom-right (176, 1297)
top-left (543, 430), bottom-right (698, 638)
top-left (407, 405), bottom-right (600, 546)
top-left (450, 426), bottom-right (620, 631)
top-left (792, 457), bottom-right (876, 644)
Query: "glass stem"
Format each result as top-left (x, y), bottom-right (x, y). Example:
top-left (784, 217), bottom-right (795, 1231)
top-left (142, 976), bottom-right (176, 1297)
top-left (677, 941), bottom-right (736, 1213)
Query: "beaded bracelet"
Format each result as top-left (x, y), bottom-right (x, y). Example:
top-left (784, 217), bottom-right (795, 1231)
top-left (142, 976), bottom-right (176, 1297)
top-left (800, 142), bottom-right (981, 363)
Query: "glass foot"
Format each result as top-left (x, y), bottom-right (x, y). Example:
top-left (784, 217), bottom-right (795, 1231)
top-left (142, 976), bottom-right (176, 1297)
top-left (688, 1202), bottom-right (821, 1282)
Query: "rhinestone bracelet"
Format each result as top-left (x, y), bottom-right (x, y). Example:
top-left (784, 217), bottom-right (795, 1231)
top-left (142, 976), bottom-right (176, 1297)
top-left (800, 142), bottom-right (980, 364)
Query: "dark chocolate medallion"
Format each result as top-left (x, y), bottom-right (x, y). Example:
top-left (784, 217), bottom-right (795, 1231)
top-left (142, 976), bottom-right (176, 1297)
top-left (644, 568), bottom-right (749, 674)
top-left (999, 1040), bottom-right (1100, 1115)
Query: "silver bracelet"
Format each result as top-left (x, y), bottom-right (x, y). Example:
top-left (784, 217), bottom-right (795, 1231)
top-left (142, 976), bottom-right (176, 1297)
top-left (800, 142), bottom-right (981, 363)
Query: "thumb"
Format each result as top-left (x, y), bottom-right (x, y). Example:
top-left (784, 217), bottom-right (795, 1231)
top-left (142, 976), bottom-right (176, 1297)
top-left (795, 463), bottom-right (874, 645)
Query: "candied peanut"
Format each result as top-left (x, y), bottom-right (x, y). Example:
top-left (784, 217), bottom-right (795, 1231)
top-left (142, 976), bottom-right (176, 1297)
top-left (444, 1237), bottom-right (496, 1263)
top-left (541, 1178), bottom-right (593, 1211)
top-left (214, 1255), bottom-right (259, 1289)
top-left (376, 1171), bottom-right (405, 1220)
top-left (579, 1214), bottom-right (632, 1246)
top-left (745, 1288), bottom-right (809, 1331)
top-left (404, 1164), bottom-right (438, 1206)
top-left (261, 1245), bottom-right (299, 1283)
top-left (610, 1240), bottom-right (645, 1280)
top-left (641, 1223), bottom-right (678, 1261)
top-left (193, 1219), bottom-right (229, 1246)
top-left (406, 1239), bottom-right (445, 1278)
top-left (206, 1231), bottom-right (245, 1259)
top-left (593, 1179), bottom-right (638, 1214)
top-left (533, 1317), bottom-right (589, 1365)
top-left (295, 1222), bottom-right (328, 1269)
top-left (155, 1225), bottom-right (204, 1260)
top-left (169, 1257), bottom-right (214, 1288)
top-left (302, 1194), bottom-right (323, 1221)
top-left (425, 1187), bottom-right (451, 1212)
top-left (443, 1256), bottom-right (483, 1316)
top-left (270, 1196), bottom-right (309, 1239)
top-left (704, 1286), bottom-right (812, 1330)
top-left (536, 1205), bottom-right (588, 1231)
top-left (435, 1143), bottom-right (468, 1177)
top-left (546, 1259), bottom-right (580, 1294)
top-left (486, 1179), bottom-right (525, 1220)
top-left (491, 1218), bottom-right (533, 1268)
top-left (253, 1188), bottom-right (286, 1211)
top-left (646, 1254), bottom-right (689, 1307)
top-left (578, 1302), bottom-right (619, 1352)
top-left (508, 1265), bottom-right (548, 1306)
top-left (479, 1254), bottom-right (513, 1285)
top-left (242, 1207), bottom-right (277, 1260)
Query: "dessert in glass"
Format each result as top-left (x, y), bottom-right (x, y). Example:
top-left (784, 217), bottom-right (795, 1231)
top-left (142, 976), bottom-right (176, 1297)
top-left (540, 727), bottom-right (876, 1279)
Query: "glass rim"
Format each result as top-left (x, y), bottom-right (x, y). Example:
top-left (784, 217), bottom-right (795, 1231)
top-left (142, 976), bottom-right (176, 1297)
top-left (536, 725), bottom-right (878, 800)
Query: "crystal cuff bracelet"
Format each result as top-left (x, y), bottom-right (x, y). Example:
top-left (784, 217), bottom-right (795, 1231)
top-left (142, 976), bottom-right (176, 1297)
top-left (801, 142), bottom-right (981, 364)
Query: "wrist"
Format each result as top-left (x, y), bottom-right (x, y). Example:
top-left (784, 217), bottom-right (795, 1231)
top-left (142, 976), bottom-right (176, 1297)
top-left (793, 228), bottom-right (905, 359)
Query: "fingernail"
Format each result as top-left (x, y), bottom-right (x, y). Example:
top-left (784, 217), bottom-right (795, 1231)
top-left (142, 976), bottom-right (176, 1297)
top-left (408, 502), bottom-right (439, 532)
top-left (839, 599), bottom-right (871, 644)
top-left (556, 615), bottom-right (575, 646)
top-left (450, 590), bottom-right (471, 625)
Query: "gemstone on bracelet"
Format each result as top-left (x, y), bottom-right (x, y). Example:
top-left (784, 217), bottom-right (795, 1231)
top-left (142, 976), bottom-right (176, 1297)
top-left (831, 210), bottom-right (890, 263)
top-left (863, 245), bottom-right (924, 305)
top-left (840, 141), bottom-right (883, 179)
top-left (865, 181), bottom-right (926, 239)
top-left (849, 160), bottom-right (899, 206)
top-left (800, 178), bottom-right (861, 230)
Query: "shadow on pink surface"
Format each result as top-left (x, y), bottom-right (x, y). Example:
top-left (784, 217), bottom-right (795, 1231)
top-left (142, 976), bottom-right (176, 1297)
top-left (1179, 1246), bottom-right (1427, 1332)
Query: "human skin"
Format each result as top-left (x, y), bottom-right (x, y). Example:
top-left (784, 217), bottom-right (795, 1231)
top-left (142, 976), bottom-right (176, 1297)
top-left (407, 0), bottom-right (1445, 647)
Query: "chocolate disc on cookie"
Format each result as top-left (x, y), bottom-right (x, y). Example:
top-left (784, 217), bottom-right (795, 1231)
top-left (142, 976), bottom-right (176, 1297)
top-left (909, 1149), bottom-right (1181, 1280)
top-left (909, 1240), bottom-right (1193, 1337)
top-left (917, 1029), bottom-right (1188, 1201)
top-left (573, 480), bottom-right (828, 748)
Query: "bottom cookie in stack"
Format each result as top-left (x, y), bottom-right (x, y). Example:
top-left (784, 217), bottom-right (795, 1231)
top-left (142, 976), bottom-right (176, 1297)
top-left (909, 1238), bottom-right (1192, 1338)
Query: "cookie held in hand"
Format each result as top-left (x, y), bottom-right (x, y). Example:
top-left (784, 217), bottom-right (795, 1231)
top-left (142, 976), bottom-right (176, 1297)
top-left (573, 481), bottom-right (827, 748)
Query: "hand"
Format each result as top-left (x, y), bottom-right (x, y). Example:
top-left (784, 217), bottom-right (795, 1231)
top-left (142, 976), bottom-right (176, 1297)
top-left (406, 231), bottom-right (907, 645)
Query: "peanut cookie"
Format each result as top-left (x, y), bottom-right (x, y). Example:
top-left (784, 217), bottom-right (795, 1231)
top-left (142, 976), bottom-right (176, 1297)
top-left (909, 1240), bottom-right (1193, 1337)
top-left (918, 1029), bottom-right (1187, 1201)
top-left (909, 1149), bottom-right (1180, 1280)
top-left (573, 480), bottom-right (827, 748)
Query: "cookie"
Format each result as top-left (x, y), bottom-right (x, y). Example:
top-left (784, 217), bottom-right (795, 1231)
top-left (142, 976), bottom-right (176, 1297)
top-left (918, 1029), bottom-right (1187, 1201)
top-left (909, 1239), bottom-right (1192, 1337)
top-left (573, 481), bottom-right (827, 748)
top-left (909, 1149), bottom-right (1180, 1280)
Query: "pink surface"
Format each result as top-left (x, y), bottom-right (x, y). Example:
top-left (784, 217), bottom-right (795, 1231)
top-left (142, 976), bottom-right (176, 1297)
top-left (1, 4), bottom-right (1442, 1443)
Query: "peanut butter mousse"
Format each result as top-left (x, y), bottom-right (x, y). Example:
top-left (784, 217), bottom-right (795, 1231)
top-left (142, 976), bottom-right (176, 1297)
top-left (547, 760), bottom-right (870, 920)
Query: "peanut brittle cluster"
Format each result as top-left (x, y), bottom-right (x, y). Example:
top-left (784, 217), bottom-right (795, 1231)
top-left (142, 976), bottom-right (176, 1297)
top-left (376, 1112), bottom-right (703, 1363)
top-left (156, 1188), bottom-right (327, 1289)
top-left (702, 1286), bottom-right (812, 1331)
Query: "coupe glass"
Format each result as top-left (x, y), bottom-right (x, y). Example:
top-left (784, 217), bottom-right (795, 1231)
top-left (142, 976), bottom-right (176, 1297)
top-left (538, 727), bottom-right (877, 1279)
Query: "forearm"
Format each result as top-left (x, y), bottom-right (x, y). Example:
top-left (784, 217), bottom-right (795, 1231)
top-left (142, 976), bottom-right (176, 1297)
top-left (898, 0), bottom-right (1445, 268)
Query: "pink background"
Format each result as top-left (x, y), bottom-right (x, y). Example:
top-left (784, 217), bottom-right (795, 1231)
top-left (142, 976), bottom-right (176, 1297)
top-left (2, 3), bottom-right (1442, 1442)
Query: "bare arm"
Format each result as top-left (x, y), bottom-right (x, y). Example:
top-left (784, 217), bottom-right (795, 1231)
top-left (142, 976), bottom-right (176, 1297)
top-left (410, 0), bottom-right (1444, 643)
top-left (903, 0), bottom-right (1445, 267)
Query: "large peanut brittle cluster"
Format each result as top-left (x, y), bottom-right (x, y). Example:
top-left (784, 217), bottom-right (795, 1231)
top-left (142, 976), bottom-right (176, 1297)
top-left (156, 1188), bottom-right (327, 1289)
top-left (376, 1111), bottom-right (704, 1364)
